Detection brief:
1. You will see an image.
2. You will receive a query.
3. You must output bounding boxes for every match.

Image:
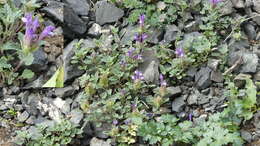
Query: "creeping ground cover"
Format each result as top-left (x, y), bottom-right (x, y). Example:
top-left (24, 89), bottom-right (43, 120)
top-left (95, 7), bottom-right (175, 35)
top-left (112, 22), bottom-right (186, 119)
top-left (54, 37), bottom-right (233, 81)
top-left (0, 0), bottom-right (260, 146)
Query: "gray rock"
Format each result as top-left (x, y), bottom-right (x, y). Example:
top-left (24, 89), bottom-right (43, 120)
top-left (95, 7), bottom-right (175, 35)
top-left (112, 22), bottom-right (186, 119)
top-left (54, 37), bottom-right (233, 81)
top-left (41, 1), bottom-right (64, 22)
top-left (195, 67), bottom-right (212, 90)
top-left (48, 104), bottom-right (63, 122)
top-left (207, 59), bottom-right (220, 71)
top-left (241, 130), bottom-right (252, 142)
top-left (221, 0), bottom-right (234, 15)
top-left (253, 0), bottom-right (260, 13)
top-left (30, 48), bottom-right (48, 73)
top-left (210, 71), bottom-right (224, 83)
top-left (165, 86), bottom-right (182, 98)
top-left (63, 40), bottom-right (85, 82)
top-left (234, 74), bottom-right (251, 88)
top-left (90, 137), bottom-right (111, 146)
top-left (198, 95), bottom-right (210, 105)
top-left (138, 50), bottom-right (160, 84)
top-left (69, 109), bottom-right (83, 125)
top-left (88, 23), bottom-right (102, 37)
top-left (64, 5), bottom-right (87, 35)
top-left (252, 12), bottom-right (260, 26)
top-left (25, 75), bottom-right (45, 88)
top-left (148, 28), bottom-right (164, 44)
top-left (243, 23), bottom-right (256, 40)
top-left (64, 0), bottom-right (90, 16)
top-left (187, 94), bottom-right (198, 105)
top-left (4, 96), bottom-right (17, 109)
top-left (120, 25), bottom-right (137, 45)
top-left (163, 25), bottom-right (180, 43)
top-left (172, 95), bottom-right (186, 112)
top-left (26, 116), bottom-right (36, 125)
top-left (254, 71), bottom-right (260, 81)
top-left (55, 86), bottom-right (75, 98)
top-left (17, 111), bottom-right (30, 122)
top-left (231, 0), bottom-right (245, 8)
top-left (254, 111), bottom-right (260, 129)
top-left (95, 0), bottom-right (124, 25)
top-left (228, 49), bottom-right (258, 73)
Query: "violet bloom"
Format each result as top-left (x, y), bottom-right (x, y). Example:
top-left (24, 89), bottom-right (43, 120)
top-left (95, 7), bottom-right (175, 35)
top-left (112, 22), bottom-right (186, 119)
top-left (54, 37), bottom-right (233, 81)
top-left (22, 13), bottom-right (55, 53)
top-left (132, 54), bottom-right (142, 60)
top-left (124, 119), bottom-right (131, 125)
top-left (210, 0), bottom-right (222, 6)
top-left (134, 33), bottom-right (148, 43)
top-left (188, 113), bottom-right (193, 121)
top-left (126, 48), bottom-right (136, 57)
top-left (175, 48), bottom-right (185, 58)
top-left (131, 70), bottom-right (144, 82)
top-left (139, 14), bottom-right (145, 27)
top-left (159, 74), bottom-right (167, 87)
top-left (113, 120), bottom-right (118, 125)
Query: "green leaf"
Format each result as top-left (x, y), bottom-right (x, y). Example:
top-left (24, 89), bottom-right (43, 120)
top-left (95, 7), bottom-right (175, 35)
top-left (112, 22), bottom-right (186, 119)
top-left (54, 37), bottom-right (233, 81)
top-left (42, 66), bottom-right (64, 88)
top-left (21, 69), bottom-right (34, 79)
top-left (21, 53), bottom-right (34, 65)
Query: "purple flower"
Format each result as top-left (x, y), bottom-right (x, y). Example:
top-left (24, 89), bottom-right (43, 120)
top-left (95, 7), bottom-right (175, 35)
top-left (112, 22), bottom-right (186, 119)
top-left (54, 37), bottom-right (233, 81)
top-left (120, 89), bottom-right (126, 96)
top-left (126, 48), bottom-right (136, 57)
top-left (159, 74), bottom-right (167, 87)
top-left (139, 14), bottom-right (145, 27)
top-left (146, 113), bottom-right (154, 118)
top-left (134, 33), bottom-right (148, 43)
top-left (131, 70), bottom-right (144, 82)
top-left (124, 119), bottom-right (131, 125)
top-left (113, 120), bottom-right (118, 125)
top-left (39, 26), bottom-right (55, 41)
top-left (175, 48), bottom-right (185, 58)
top-left (210, 0), bottom-right (222, 6)
top-left (188, 113), bottom-right (193, 121)
top-left (21, 13), bottom-right (55, 53)
top-left (132, 54), bottom-right (142, 60)
top-left (131, 103), bottom-right (137, 111)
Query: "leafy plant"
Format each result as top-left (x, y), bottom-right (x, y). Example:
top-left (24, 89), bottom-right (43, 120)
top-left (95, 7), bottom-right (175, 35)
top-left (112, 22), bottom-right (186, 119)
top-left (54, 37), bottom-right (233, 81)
top-left (15, 120), bottom-right (83, 146)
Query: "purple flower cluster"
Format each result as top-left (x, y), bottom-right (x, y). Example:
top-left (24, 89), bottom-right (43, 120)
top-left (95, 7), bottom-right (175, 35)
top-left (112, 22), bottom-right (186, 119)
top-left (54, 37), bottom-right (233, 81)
top-left (210, 0), bottom-right (222, 6)
top-left (134, 14), bottom-right (148, 43)
top-left (126, 48), bottom-right (142, 60)
top-left (22, 13), bottom-right (55, 53)
top-left (132, 70), bottom-right (144, 82)
top-left (159, 74), bottom-right (167, 87)
top-left (175, 48), bottom-right (185, 58)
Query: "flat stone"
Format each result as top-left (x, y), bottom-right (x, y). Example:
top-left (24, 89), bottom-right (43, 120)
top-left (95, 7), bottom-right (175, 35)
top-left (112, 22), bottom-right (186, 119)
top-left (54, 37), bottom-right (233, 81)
top-left (64, 0), bottom-right (90, 16)
top-left (55, 86), bottom-right (75, 98)
top-left (138, 50), bottom-right (160, 84)
top-left (90, 137), bottom-right (111, 146)
top-left (95, 0), bottom-right (124, 25)
top-left (195, 67), bottom-right (212, 90)
top-left (63, 40), bottom-right (85, 82)
top-left (120, 25), bottom-right (137, 45)
top-left (241, 130), bottom-right (252, 143)
top-left (253, 0), bottom-right (260, 13)
top-left (210, 71), bottom-right (224, 83)
top-left (234, 74), bottom-right (251, 88)
top-left (41, 1), bottom-right (64, 22)
top-left (69, 109), bottom-right (83, 125)
top-left (243, 23), bottom-right (256, 40)
top-left (172, 95), bottom-right (186, 112)
top-left (228, 49), bottom-right (258, 73)
top-left (17, 111), bottom-right (30, 122)
top-left (88, 23), bottom-right (102, 37)
top-left (231, 0), bottom-right (245, 8)
top-left (165, 86), bottom-right (182, 98)
top-left (64, 5), bottom-right (87, 35)
top-left (163, 25), bottom-right (180, 43)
